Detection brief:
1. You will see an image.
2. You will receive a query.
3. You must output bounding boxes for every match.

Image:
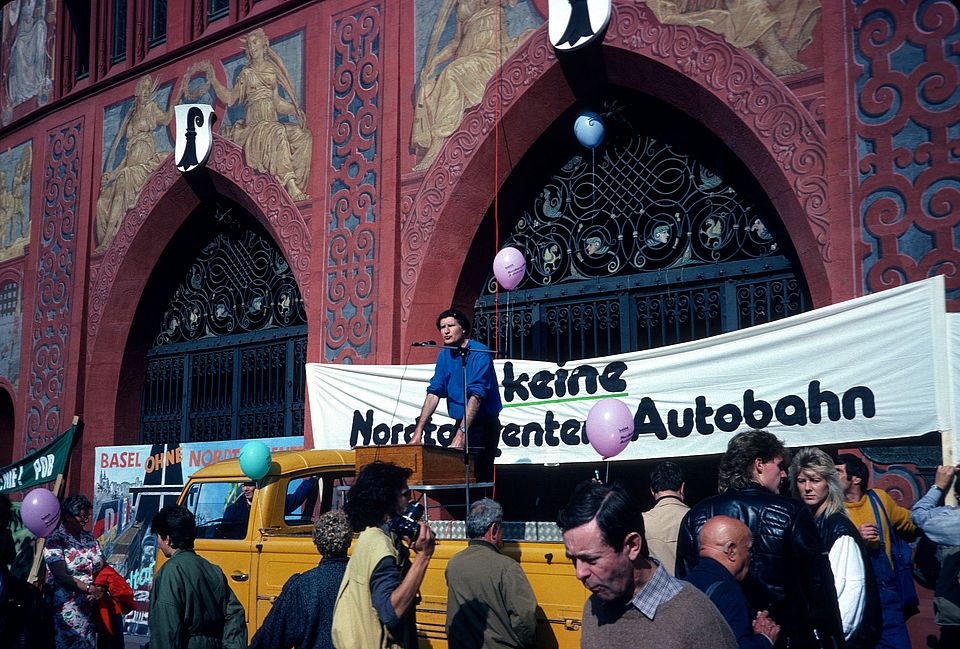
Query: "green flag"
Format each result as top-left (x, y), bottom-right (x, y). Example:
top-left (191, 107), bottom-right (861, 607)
top-left (0, 424), bottom-right (77, 493)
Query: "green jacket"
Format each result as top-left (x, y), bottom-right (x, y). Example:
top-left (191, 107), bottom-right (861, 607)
top-left (149, 549), bottom-right (247, 649)
top-left (445, 540), bottom-right (538, 649)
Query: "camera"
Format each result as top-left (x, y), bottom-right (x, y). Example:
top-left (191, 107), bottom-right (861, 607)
top-left (389, 502), bottom-right (424, 541)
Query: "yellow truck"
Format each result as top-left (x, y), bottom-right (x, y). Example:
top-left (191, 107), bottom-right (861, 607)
top-left (172, 448), bottom-right (585, 648)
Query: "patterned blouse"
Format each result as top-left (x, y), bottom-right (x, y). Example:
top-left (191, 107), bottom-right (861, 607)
top-left (43, 524), bottom-right (105, 649)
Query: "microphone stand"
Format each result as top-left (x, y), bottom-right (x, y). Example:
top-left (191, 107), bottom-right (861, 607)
top-left (413, 341), bottom-right (496, 512)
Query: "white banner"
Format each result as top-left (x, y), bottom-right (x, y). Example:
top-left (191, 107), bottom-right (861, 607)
top-left (307, 277), bottom-right (951, 465)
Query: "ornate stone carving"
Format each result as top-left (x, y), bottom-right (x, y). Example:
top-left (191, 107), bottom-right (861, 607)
top-left (322, 2), bottom-right (382, 362)
top-left (854, 0), bottom-right (960, 306)
top-left (24, 119), bottom-right (83, 450)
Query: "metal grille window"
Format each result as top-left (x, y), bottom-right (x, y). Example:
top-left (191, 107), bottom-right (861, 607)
top-left (475, 116), bottom-right (808, 362)
top-left (140, 210), bottom-right (307, 444)
top-left (0, 282), bottom-right (17, 317)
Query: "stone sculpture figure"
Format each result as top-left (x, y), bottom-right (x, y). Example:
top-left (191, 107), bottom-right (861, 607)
top-left (411, 0), bottom-right (534, 171)
top-left (191, 28), bottom-right (312, 201)
top-left (96, 74), bottom-right (183, 251)
top-left (642, 0), bottom-right (821, 76)
top-left (5, 0), bottom-right (51, 107)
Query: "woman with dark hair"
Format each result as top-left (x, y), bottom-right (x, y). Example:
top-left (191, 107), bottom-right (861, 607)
top-left (42, 494), bottom-right (105, 649)
top-left (789, 448), bottom-right (881, 649)
top-left (332, 462), bottom-right (436, 649)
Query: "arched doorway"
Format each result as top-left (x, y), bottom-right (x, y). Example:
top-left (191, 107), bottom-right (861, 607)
top-left (471, 93), bottom-right (809, 362)
top-left (137, 200), bottom-right (307, 443)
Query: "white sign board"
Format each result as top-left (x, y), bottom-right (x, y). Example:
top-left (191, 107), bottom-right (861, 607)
top-left (307, 277), bottom-right (951, 464)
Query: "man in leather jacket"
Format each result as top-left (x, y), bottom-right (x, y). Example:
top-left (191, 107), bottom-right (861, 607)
top-left (675, 430), bottom-right (844, 649)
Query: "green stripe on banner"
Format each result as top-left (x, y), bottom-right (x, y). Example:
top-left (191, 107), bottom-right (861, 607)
top-left (501, 393), bottom-right (629, 408)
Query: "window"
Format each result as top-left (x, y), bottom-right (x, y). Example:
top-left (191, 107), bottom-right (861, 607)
top-left (0, 282), bottom-right (17, 317)
top-left (281, 473), bottom-right (354, 527)
top-left (110, 0), bottom-right (127, 63)
top-left (209, 0), bottom-right (229, 23)
top-left (149, 0), bottom-right (167, 47)
top-left (184, 481), bottom-right (249, 540)
top-left (65, 0), bottom-right (91, 81)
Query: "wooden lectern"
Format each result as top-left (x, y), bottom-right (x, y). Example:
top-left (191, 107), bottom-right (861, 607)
top-left (354, 444), bottom-right (474, 485)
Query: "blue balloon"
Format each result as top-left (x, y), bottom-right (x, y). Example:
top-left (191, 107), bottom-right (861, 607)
top-left (239, 441), bottom-right (272, 481)
top-left (574, 112), bottom-right (605, 149)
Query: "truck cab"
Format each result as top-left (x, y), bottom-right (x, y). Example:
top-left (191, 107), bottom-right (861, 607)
top-left (173, 448), bottom-right (585, 647)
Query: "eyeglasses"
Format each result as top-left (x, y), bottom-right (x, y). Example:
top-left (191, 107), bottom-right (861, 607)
top-left (74, 511), bottom-right (92, 521)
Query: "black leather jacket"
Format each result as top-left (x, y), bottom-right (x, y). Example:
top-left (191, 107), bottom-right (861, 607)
top-left (675, 483), bottom-right (844, 649)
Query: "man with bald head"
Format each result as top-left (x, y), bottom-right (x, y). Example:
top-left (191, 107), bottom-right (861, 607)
top-left (684, 516), bottom-right (780, 649)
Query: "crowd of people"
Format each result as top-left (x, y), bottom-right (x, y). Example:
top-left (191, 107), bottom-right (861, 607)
top-left (1, 425), bottom-right (959, 649)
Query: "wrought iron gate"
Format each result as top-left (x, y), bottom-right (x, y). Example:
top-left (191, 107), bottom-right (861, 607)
top-left (140, 209), bottom-right (307, 443)
top-left (474, 112), bottom-right (808, 362)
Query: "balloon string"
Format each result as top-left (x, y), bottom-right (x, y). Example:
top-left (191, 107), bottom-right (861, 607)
top-left (493, 5), bottom-right (502, 355)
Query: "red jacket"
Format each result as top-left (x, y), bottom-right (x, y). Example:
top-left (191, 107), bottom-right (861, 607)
top-left (93, 564), bottom-right (135, 637)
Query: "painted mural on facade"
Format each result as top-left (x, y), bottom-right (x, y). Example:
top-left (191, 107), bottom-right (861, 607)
top-left (0, 280), bottom-right (21, 389)
top-left (642, 0), bottom-right (821, 76)
top-left (0, 0), bottom-right (55, 124)
top-left (185, 28), bottom-right (312, 200)
top-left (0, 140), bottom-right (31, 261)
top-left (411, 0), bottom-right (543, 170)
top-left (93, 437), bottom-right (304, 637)
top-left (97, 77), bottom-right (179, 251)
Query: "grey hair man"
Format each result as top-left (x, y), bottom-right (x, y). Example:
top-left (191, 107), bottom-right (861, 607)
top-left (445, 499), bottom-right (538, 649)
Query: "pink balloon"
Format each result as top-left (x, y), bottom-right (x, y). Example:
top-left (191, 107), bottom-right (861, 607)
top-left (493, 247), bottom-right (526, 291)
top-left (21, 487), bottom-right (61, 537)
top-left (586, 398), bottom-right (635, 459)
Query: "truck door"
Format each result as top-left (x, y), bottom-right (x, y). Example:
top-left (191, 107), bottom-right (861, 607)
top-left (254, 471), bottom-right (353, 630)
top-left (181, 481), bottom-right (256, 621)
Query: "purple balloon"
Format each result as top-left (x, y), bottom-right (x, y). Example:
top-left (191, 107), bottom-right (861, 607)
top-left (21, 487), bottom-right (61, 538)
top-left (586, 398), bottom-right (635, 460)
top-left (493, 247), bottom-right (526, 291)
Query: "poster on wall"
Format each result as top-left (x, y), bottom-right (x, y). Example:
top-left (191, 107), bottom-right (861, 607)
top-left (93, 436), bottom-right (304, 637)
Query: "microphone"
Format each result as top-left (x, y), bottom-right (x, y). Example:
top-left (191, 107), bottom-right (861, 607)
top-left (411, 340), bottom-right (437, 347)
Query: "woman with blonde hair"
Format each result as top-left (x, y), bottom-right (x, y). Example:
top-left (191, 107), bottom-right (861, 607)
top-left (789, 447), bottom-right (880, 648)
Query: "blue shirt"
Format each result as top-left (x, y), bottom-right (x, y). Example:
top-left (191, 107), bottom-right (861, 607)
top-left (426, 339), bottom-right (502, 421)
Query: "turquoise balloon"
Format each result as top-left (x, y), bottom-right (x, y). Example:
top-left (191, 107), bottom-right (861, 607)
top-left (574, 112), bottom-right (605, 149)
top-left (239, 441), bottom-right (272, 481)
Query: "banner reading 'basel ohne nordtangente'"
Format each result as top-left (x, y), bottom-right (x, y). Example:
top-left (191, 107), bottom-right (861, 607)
top-left (306, 277), bottom-right (952, 465)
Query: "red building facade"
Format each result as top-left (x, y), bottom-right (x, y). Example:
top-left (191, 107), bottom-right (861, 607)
top-left (0, 0), bottom-right (956, 505)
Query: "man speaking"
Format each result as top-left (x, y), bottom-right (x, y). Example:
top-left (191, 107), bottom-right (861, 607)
top-left (409, 308), bottom-right (502, 481)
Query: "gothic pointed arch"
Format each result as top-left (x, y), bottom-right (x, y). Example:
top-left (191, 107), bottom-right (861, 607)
top-left (84, 135), bottom-right (310, 448)
top-left (400, 2), bottom-right (831, 347)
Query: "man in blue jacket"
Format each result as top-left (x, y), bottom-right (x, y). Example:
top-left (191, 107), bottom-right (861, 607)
top-left (410, 308), bottom-right (502, 481)
top-left (685, 515), bottom-right (780, 649)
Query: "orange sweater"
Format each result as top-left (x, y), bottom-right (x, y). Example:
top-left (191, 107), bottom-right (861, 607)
top-left (844, 488), bottom-right (917, 564)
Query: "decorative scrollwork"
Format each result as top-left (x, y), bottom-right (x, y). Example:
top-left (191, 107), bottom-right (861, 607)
top-left (154, 211), bottom-right (306, 347)
top-left (482, 129), bottom-right (781, 292)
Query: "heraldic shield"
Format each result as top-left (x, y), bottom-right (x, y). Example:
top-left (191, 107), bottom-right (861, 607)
top-left (549, 0), bottom-right (612, 51)
top-left (175, 104), bottom-right (217, 173)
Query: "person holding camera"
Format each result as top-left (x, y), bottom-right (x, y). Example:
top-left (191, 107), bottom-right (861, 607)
top-left (332, 462), bottom-right (436, 649)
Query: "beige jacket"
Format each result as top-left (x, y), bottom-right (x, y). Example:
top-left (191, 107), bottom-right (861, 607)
top-left (642, 496), bottom-right (689, 575)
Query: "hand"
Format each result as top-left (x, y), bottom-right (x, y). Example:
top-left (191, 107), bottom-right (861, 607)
top-left (450, 429), bottom-right (465, 450)
top-left (87, 585), bottom-right (105, 601)
top-left (752, 610), bottom-right (780, 644)
top-left (858, 522), bottom-right (880, 542)
top-left (411, 521), bottom-right (436, 558)
top-left (410, 431), bottom-right (422, 445)
top-left (934, 465), bottom-right (958, 491)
